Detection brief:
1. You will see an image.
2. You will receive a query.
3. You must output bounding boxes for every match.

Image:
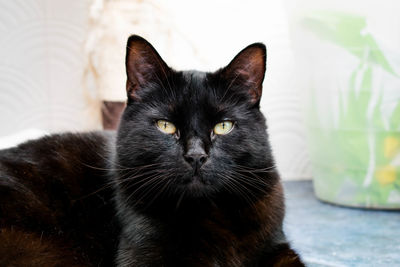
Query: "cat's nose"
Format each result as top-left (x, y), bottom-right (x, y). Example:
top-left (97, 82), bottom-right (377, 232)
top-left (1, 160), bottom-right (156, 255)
top-left (184, 152), bottom-right (208, 169)
top-left (184, 137), bottom-right (208, 170)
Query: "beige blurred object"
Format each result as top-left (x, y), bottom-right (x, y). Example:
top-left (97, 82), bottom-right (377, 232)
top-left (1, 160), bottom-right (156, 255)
top-left (85, 0), bottom-right (176, 102)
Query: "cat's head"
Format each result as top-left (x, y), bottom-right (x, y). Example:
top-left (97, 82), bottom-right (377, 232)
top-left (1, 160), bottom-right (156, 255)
top-left (116, 35), bottom-right (276, 208)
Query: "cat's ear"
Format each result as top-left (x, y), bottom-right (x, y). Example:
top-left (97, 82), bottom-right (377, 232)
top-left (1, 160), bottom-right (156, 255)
top-left (125, 35), bottom-right (171, 100)
top-left (221, 43), bottom-right (266, 106)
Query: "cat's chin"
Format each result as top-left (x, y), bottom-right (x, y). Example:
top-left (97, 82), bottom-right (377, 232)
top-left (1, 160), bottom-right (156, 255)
top-left (179, 175), bottom-right (216, 197)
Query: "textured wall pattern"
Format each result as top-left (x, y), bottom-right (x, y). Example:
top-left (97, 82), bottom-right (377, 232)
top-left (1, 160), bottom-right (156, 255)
top-left (0, 0), bottom-right (101, 136)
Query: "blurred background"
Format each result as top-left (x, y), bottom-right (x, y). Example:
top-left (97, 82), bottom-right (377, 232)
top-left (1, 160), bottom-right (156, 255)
top-left (1, 0), bottom-right (400, 265)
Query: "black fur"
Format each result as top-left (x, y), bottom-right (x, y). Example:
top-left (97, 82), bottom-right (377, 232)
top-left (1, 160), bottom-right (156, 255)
top-left (0, 132), bottom-right (119, 266)
top-left (0, 35), bottom-right (304, 266)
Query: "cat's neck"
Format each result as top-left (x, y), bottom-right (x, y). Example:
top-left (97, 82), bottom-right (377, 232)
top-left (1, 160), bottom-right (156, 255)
top-left (117, 177), bottom-right (283, 227)
top-left (114, 168), bottom-right (282, 219)
top-left (115, 180), bottom-right (286, 266)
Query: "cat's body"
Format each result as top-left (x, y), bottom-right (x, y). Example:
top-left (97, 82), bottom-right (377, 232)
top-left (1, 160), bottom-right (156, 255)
top-left (0, 132), bottom-right (118, 266)
top-left (0, 36), bottom-right (304, 266)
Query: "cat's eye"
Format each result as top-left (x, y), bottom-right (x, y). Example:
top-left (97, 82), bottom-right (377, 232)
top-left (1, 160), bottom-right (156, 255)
top-left (156, 120), bottom-right (177, 134)
top-left (213, 121), bottom-right (234, 135)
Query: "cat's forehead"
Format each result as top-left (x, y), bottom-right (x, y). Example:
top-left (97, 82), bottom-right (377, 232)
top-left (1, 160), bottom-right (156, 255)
top-left (169, 70), bottom-right (220, 111)
top-left (137, 69), bottom-right (241, 124)
top-left (179, 70), bottom-right (210, 98)
top-left (172, 71), bottom-right (226, 116)
top-left (141, 70), bottom-right (225, 124)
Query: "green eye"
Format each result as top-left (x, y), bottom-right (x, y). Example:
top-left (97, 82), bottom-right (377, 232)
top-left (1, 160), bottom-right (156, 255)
top-left (156, 120), bottom-right (176, 134)
top-left (213, 121), bottom-right (234, 135)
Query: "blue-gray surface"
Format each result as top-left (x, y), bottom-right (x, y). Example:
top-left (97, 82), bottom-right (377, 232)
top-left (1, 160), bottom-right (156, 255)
top-left (283, 181), bottom-right (400, 267)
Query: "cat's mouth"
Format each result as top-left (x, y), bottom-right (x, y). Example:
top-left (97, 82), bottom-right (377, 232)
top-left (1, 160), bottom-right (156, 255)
top-left (185, 174), bottom-right (205, 184)
top-left (181, 174), bottom-right (212, 194)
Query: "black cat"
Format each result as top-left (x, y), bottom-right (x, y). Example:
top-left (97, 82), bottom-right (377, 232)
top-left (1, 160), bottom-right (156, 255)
top-left (0, 35), bottom-right (304, 267)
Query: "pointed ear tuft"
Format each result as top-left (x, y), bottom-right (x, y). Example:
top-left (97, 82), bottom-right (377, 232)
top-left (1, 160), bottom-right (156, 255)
top-left (222, 43), bottom-right (266, 105)
top-left (125, 35), bottom-right (170, 100)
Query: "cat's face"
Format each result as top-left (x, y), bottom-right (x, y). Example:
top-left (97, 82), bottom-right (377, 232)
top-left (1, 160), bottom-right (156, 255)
top-left (116, 36), bottom-right (274, 206)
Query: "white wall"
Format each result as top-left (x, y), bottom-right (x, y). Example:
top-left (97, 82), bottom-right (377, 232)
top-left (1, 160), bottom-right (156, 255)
top-left (0, 0), bottom-right (101, 136)
top-left (0, 0), bottom-right (311, 180)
